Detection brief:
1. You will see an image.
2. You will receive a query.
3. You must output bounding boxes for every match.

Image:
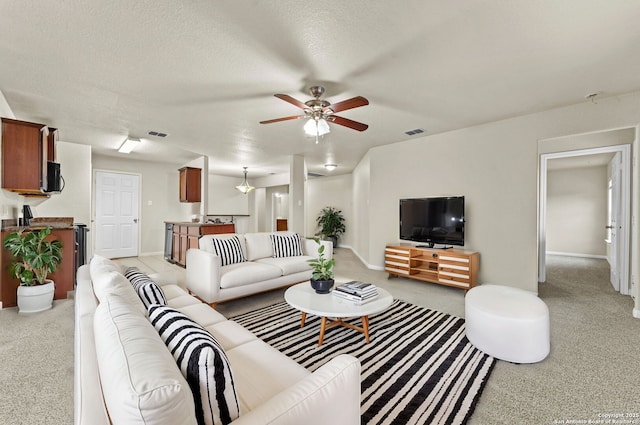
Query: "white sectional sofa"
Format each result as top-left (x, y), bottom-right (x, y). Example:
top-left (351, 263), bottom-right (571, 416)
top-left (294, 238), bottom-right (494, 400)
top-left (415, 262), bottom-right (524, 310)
top-left (74, 255), bottom-right (361, 425)
top-left (186, 232), bottom-right (332, 306)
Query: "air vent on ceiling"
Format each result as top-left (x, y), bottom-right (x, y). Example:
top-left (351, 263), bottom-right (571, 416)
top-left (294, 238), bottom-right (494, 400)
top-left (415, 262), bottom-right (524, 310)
top-left (307, 172), bottom-right (325, 178)
top-left (404, 128), bottom-right (425, 136)
top-left (147, 131), bottom-right (169, 137)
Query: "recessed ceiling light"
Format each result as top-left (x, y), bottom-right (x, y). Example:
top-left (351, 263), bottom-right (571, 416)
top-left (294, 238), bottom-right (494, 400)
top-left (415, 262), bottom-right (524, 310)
top-left (324, 164), bottom-right (337, 172)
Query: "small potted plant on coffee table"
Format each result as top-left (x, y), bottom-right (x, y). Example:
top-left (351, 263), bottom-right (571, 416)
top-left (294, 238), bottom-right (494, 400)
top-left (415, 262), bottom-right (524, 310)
top-left (308, 237), bottom-right (335, 294)
top-left (3, 227), bottom-right (63, 313)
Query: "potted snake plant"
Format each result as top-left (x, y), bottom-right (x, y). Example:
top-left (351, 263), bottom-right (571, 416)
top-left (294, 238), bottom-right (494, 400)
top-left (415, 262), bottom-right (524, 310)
top-left (307, 237), bottom-right (335, 294)
top-left (3, 227), bottom-right (63, 313)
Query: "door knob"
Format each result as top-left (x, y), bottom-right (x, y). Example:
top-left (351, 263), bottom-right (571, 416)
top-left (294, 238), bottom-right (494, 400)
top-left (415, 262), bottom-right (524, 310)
top-left (134, 218), bottom-right (138, 223)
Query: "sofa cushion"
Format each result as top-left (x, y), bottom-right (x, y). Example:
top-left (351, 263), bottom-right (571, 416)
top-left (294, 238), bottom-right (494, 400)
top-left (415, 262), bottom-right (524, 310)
top-left (225, 339), bottom-right (310, 412)
top-left (220, 262), bottom-right (283, 289)
top-left (270, 233), bottom-right (303, 258)
top-left (94, 293), bottom-right (196, 425)
top-left (89, 254), bottom-right (122, 276)
top-left (243, 232), bottom-right (273, 261)
top-left (149, 305), bottom-right (240, 425)
top-left (255, 256), bottom-right (314, 276)
top-left (124, 267), bottom-right (168, 309)
top-left (91, 269), bottom-right (146, 315)
top-left (211, 235), bottom-right (247, 267)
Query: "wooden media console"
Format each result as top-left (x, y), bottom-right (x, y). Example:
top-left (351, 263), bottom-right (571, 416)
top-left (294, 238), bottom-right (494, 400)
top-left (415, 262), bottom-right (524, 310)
top-left (385, 244), bottom-right (479, 291)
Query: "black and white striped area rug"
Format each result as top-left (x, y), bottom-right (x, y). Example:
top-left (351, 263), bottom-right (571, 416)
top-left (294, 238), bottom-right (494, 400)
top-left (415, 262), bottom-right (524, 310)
top-left (232, 299), bottom-right (495, 425)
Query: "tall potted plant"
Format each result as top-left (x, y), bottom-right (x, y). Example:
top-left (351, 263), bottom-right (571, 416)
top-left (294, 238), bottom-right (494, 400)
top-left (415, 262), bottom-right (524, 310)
top-left (3, 227), bottom-right (63, 313)
top-left (315, 207), bottom-right (345, 247)
top-left (307, 238), bottom-right (335, 294)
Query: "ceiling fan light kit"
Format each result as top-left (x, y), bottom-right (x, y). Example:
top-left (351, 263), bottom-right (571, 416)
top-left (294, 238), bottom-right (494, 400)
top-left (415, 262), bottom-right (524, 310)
top-left (260, 86), bottom-right (369, 137)
top-left (304, 117), bottom-right (331, 137)
top-left (235, 167), bottom-right (255, 194)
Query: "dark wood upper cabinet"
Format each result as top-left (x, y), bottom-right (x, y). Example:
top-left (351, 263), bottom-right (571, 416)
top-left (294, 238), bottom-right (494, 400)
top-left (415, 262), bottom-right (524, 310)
top-left (1, 118), bottom-right (57, 196)
top-left (179, 166), bottom-right (201, 203)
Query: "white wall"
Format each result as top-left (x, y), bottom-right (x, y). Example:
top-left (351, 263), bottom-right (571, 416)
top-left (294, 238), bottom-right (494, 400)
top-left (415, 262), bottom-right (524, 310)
top-left (356, 91), bottom-right (640, 294)
top-left (546, 166), bottom-right (607, 257)
top-left (92, 155), bottom-right (186, 255)
top-left (307, 174), bottom-right (354, 245)
top-left (207, 174), bottom-right (249, 215)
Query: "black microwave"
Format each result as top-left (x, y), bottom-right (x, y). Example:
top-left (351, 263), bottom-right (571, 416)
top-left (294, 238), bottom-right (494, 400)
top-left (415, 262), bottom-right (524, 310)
top-left (45, 161), bottom-right (64, 193)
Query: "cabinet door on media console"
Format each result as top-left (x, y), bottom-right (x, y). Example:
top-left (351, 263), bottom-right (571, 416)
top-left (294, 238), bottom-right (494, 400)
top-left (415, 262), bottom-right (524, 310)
top-left (384, 246), bottom-right (411, 276)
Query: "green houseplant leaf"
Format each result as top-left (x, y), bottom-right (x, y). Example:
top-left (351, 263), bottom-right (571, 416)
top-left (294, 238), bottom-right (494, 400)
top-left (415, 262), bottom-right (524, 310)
top-left (315, 207), bottom-right (345, 241)
top-left (3, 227), bottom-right (63, 286)
top-left (307, 237), bottom-right (334, 281)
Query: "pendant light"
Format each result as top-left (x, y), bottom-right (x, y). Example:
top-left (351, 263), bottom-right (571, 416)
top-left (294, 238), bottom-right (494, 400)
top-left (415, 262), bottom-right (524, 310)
top-left (235, 167), bottom-right (255, 194)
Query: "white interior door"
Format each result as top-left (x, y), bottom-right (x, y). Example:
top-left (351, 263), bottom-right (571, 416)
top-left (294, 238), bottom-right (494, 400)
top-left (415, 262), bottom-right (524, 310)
top-left (95, 171), bottom-right (140, 258)
top-left (607, 152), bottom-right (621, 291)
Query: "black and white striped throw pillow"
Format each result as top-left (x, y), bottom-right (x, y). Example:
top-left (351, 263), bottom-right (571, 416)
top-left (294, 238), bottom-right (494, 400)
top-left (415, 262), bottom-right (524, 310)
top-left (270, 233), bottom-right (303, 258)
top-left (124, 267), bottom-right (167, 308)
top-left (148, 305), bottom-right (240, 425)
top-left (211, 236), bottom-right (246, 266)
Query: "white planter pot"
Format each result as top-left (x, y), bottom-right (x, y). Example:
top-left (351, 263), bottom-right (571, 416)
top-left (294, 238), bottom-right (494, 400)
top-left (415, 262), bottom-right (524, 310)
top-left (17, 280), bottom-right (55, 314)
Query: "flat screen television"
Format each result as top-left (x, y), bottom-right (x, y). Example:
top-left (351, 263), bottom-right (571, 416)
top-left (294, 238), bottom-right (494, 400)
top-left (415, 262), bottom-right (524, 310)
top-left (399, 196), bottom-right (465, 248)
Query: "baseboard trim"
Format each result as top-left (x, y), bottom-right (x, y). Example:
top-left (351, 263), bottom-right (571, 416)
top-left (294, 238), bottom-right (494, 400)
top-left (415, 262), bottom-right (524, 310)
top-left (633, 308), bottom-right (640, 319)
top-left (546, 251), bottom-right (607, 260)
top-left (341, 245), bottom-right (384, 271)
top-left (140, 251), bottom-right (164, 257)
top-left (0, 301), bottom-right (3, 310)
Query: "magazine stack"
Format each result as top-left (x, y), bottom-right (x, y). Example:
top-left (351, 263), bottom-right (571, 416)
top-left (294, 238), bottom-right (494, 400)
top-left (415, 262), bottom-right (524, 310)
top-left (332, 281), bottom-right (378, 305)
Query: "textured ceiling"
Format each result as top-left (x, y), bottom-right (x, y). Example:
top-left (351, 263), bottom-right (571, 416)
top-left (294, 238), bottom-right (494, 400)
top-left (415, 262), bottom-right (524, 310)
top-left (1, 1), bottom-right (639, 178)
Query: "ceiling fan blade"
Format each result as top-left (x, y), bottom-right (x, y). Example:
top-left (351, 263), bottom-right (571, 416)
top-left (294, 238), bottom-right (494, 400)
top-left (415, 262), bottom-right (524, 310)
top-left (259, 115), bottom-right (303, 124)
top-left (274, 94), bottom-right (309, 110)
top-left (326, 96), bottom-right (369, 113)
top-left (329, 115), bottom-right (368, 132)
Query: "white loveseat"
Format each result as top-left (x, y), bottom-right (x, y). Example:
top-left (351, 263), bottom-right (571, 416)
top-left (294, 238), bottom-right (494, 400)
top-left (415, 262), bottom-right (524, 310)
top-left (74, 255), bottom-right (361, 425)
top-left (186, 232), bottom-right (332, 306)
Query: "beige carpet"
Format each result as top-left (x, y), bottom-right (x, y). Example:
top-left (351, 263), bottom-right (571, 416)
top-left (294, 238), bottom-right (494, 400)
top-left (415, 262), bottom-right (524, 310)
top-left (0, 298), bottom-right (74, 425)
top-left (1, 251), bottom-right (638, 425)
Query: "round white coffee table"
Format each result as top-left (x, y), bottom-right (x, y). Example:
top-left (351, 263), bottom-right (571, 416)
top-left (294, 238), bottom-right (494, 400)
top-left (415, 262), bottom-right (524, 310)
top-left (284, 282), bottom-right (393, 346)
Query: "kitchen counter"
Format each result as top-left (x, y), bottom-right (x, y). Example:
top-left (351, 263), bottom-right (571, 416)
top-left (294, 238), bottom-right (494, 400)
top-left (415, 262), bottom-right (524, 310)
top-left (165, 222), bottom-right (236, 267)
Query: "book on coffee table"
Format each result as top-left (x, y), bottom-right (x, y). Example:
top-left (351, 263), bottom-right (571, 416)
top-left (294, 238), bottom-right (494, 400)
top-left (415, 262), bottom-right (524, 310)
top-left (332, 281), bottom-right (379, 304)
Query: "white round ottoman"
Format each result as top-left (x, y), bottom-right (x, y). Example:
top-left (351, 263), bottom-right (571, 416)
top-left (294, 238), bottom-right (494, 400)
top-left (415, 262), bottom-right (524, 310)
top-left (465, 284), bottom-right (550, 363)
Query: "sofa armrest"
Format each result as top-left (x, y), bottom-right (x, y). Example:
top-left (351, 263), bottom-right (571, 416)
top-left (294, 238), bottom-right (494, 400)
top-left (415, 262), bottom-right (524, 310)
top-left (302, 238), bottom-right (333, 260)
top-left (232, 354), bottom-right (361, 425)
top-left (186, 248), bottom-right (222, 304)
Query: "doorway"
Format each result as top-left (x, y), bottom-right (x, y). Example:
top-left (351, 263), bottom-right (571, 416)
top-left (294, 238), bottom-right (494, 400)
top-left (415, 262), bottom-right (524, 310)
top-left (539, 144), bottom-right (631, 295)
top-left (94, 170), bottom-right (141, 258)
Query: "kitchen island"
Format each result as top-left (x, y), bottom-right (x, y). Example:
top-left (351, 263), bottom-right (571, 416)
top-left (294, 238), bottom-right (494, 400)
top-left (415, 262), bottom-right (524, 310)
top-left (165, 221), bottom-right (235, 267)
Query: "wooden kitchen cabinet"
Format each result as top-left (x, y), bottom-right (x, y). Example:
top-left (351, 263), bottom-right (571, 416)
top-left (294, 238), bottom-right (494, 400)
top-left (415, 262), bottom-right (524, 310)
top-left (179, 167), bottom-right (201, 203)
top-left (166, 222), bottom-right (236, 267)
top-left (1, 118), bottom-right (57, 196)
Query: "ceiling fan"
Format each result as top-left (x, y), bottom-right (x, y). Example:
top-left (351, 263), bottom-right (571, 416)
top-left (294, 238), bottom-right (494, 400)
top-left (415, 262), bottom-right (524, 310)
top-left (260, 86), bottom-right (369, 137)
